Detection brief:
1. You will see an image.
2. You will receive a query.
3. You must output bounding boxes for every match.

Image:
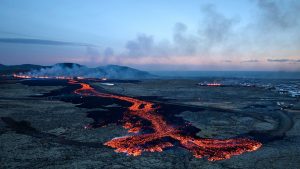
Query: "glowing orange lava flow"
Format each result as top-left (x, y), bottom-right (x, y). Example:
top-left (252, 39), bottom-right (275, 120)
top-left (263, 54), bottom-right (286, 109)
top-left (70, 80), bottom-right (262, 161)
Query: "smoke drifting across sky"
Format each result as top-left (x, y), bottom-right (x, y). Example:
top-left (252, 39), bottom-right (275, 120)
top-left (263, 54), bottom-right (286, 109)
top-left (0, 0), bottom-right (299, 71)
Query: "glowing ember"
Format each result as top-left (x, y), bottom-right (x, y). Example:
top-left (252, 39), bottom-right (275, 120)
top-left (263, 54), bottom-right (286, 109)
top-left (69, 80), bottom-right (262, 161)
top-left (13, 74), bottom-right (31, 79)
top-left (123, 121), bottom-right (142, 133)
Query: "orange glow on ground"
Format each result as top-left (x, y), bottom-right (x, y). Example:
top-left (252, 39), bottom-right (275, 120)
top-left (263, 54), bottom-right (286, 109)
top-left (13, 74), bottom-right (73, 80)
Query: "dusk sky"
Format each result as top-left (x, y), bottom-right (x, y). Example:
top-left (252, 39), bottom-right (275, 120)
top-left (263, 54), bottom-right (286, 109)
top-left (0, 0), bottom-right (300, 71)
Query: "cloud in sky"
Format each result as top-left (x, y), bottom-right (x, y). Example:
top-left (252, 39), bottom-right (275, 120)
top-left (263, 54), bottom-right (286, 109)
top-left (0, 38), bottom-right (94, 47)
top-left (267, 59), bottom-right (300, 63)
top-left (241, 60), bottom-right (260, 63)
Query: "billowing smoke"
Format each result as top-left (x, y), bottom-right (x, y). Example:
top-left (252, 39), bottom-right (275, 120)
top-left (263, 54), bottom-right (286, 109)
top-left (121, 5), bottom-right (238, 58)
top-left (92, 1), bottom-right (299, 71)
top-left (257, 0), bottom-right (300, 30)
top-left (173, 22), bottom-right (198, 56)
top-left (23, 63), bottom-right (154, 79)
top-left (125, 34), bottom-right (172, 57)
top-left (199, 4), bottom-right (237, 48)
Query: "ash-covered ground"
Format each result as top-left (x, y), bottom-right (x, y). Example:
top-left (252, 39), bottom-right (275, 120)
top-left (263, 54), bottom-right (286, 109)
top-left (1, 77), bottom-right (300, 169)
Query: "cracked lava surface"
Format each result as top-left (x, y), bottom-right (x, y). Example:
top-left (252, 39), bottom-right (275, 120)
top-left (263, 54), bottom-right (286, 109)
top-left (69, 79), bottom-right (262, 161)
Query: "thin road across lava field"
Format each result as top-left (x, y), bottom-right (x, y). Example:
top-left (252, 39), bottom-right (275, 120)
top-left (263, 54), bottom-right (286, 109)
top-left (69, 79), bottom-right (262, 161)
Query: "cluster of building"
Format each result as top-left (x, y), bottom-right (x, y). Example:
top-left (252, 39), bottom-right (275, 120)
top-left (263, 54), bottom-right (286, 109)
top-left (198, 78), bottom-right (300, 98)
top-left (274, 83), bottom-right (300, 98)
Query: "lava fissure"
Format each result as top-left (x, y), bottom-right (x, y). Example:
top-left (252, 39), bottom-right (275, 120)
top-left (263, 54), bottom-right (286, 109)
top-left (69, 79), bottom-right (262, 161)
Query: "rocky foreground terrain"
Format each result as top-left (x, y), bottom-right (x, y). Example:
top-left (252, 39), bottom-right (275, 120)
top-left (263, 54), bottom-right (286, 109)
top-left (1, 78), bottom-right (300, 169)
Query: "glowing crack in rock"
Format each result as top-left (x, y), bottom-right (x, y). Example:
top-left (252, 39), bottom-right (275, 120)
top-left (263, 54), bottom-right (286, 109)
top-left (69, 80), bottom-right (262, 161)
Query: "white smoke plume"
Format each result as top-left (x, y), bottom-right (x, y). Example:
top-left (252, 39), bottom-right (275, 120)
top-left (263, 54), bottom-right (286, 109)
top-left (23, 63), bottom-right (154, 79)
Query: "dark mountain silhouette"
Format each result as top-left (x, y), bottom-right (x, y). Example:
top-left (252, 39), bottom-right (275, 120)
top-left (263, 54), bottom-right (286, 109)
top-left (54, 63), bottom-right (84, 68)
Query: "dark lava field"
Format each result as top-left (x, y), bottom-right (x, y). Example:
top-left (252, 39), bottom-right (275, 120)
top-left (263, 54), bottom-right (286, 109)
top-left (1, 77), bottom-right (300, 169)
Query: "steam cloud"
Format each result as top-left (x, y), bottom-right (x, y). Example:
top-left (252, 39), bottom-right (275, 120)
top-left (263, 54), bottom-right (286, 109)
top-left (122, 4), bottom-right (238, 58)
top-left (24, 64), bottom-right (154, 79)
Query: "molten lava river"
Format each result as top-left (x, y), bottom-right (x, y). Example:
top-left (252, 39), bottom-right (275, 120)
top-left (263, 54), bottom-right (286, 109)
top-left (69, 80), bottom-right (261, 161)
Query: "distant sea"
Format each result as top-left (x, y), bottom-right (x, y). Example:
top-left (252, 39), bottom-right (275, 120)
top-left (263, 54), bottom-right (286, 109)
top-left (150, 71), bottom-right (300, 79)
